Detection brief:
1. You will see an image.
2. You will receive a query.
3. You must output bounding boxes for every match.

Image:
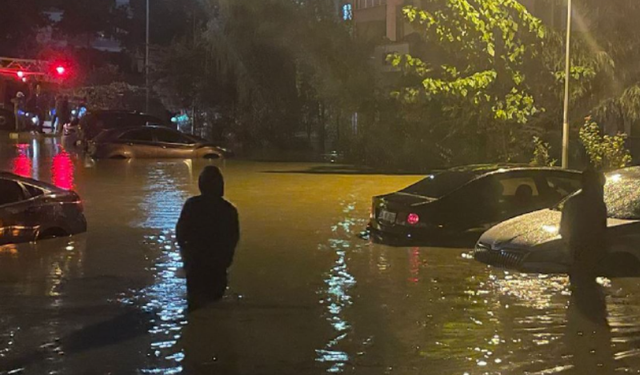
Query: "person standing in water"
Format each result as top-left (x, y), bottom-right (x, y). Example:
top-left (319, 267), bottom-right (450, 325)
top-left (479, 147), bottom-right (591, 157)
top-left (177, 166), bottom-right (240, 311)
top-left (560, 167), bottom-right (608, 281)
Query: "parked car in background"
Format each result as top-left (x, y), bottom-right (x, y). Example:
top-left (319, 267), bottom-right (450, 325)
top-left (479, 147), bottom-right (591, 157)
top-left (0, 172), bottom-right (87, 245)
top-left (75, 110), bottom-right (168, 142)
top-left (369, 165), bottom-right (582, 245)
top-left (474, 167), bottom-right (640, 277)
top-left (88, 126), bottom-right (232, 159)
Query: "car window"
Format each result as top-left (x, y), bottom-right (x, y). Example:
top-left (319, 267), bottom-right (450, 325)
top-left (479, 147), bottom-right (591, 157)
top-left (154, 129), bottom-right (194, 144)
top-left (546, 176), bottom-right (581, 196)
top-left (24, 184), bottom-right (45, 198)
top-left (142, 115), bottom-right (164, 126)
top-left (120, 129), bottom-right (154, 142)
top-left (401, 171), bottom-right (476, 198)
top-left (0, 179), bottom-right (26, 206)
top-left (497, 177), bottom-right (539, 196)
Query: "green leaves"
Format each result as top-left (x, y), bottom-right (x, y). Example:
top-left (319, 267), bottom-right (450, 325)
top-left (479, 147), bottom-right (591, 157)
top-left (393, 0), bottom-right (549, 124)
top-left (530, 136), bottom-right (557, 167)
top-left (580, 118), bottom-right (632, 170)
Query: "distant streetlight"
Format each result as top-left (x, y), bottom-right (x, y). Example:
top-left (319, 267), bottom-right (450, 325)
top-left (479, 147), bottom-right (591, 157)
top-left (562, 0), bottom-right (572, 169)
top-left (145, 0), bottom-right (150, 114)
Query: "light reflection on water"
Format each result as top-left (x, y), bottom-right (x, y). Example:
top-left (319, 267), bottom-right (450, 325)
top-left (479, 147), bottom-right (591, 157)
top-left (138, 230), bottom-right (186, 375)
top-left (128, 163), bottom-right (192, 374)
top-left (317, 198), bottom-right (358, 373)
top-left (4, 138), bottom-right (640, 374)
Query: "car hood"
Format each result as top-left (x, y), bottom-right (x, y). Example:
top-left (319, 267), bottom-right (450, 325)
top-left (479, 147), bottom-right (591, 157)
top-left (377, 192), bottom-right (436, 207)
top-left (480, 209), bottom-right (634, 250)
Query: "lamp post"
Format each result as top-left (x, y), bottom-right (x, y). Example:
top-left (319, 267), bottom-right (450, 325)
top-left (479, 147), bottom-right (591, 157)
top-left (145, 0), bottom-right (150, 114)
top-left (562, 0), bottom-right (572, 169)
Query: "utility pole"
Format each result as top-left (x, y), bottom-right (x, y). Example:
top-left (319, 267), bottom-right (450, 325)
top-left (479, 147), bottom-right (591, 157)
top-left (145, 0), bottom-right (150, 114)
top-left (562, 0), bottom-right (572, 169)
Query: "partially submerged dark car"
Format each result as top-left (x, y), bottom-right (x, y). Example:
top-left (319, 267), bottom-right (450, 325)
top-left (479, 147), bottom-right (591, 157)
top-left (474, 167), bottom-right (640, 277)
top-left (88, 126), bottom-right (231, 159)
top-left (0, 172), bottom-right (87, 245)
top-left (369, 165), bottom-right (582, 245)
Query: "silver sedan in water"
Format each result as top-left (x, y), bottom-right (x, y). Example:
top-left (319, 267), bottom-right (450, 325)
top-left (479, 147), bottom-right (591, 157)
top-left (474, 166), bottom-right (640, 277)
top-left (88, 126), bottom-right (231, 159)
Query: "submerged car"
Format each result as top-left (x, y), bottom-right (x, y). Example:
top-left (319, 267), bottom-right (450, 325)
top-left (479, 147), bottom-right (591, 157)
top-left (0, 172), bottom-right (87, 245)
top-left (369, 165), bottom-right (582, 245)
top-left (474, 167), bottom-right (640, 277)
top-left (77, 110), bottom-right (168, 142)
top-left (88, 126), bottom-right (230, 159)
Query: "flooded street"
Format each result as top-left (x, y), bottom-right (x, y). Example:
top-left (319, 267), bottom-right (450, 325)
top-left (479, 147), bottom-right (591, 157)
top-left (2, 135), bottom-right (640, 375)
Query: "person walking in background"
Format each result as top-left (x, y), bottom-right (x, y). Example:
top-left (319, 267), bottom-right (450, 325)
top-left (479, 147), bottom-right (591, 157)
top-left (53, 95), bottom-right (70, 134)
top-left (177, 166), bottom-right (240, 312)
top-left (560, 167), bottom-right (608, 281)
top-left (11, 92), bottom-right (25, 132)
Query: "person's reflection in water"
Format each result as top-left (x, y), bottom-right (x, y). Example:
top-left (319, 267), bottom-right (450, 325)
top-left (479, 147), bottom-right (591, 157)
top-left (560, 167), bottom-right (614, 374)
top-left (176, 166), bottom-right (240, 312)
top-left (565, 278), bottom-right (614, 375)
top-left (181, 307), bottom-right (238, 374)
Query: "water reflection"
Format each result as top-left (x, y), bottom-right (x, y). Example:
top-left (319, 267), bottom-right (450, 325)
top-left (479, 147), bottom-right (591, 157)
top-left (51, 147), bottom-right (74, 190)
top-left (317, 198), bottom-right (357, 373)
top-left (7, 138), bottom-right (76, 191)
top-left (130, 161), bottom-right (193, 374)
top-left (0, 236), bottom-right (86, 374)
top-left (565, 279), bottom-right (614, 375)
top-left (11, 144), bottom-right (32, 178)
top-left (138, 230), bottom-right (186, 375)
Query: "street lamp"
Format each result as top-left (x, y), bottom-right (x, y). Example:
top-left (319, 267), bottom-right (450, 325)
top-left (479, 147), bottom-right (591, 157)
top-left (145, 0), bottom-right (150, 114)
top-left (562, 0), bottom-right (572, 169)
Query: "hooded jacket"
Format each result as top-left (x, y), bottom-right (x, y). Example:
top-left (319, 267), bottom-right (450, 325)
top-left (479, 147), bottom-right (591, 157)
top-left (176, 167), bottom-right (239, 272)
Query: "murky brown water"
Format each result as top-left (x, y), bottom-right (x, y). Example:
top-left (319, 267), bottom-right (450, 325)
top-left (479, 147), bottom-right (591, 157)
top-left (1, 134), bottom-right (640, 374)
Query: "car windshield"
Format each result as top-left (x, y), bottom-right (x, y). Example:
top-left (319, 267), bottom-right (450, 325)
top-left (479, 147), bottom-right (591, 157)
top-left (401, 171), bottom-right (476, 198)
top-left (554, 174), bottom-right (640, 220)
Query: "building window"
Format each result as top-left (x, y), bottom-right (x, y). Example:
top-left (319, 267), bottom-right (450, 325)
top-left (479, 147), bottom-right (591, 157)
top-left (355, 0), bottom-right (386, 10)
top-left (342, 3), bottom-right (353, 20)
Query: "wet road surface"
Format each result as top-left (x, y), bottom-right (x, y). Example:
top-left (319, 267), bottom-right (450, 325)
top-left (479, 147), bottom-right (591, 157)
top-left (1, 134), bottom-right (640, 374)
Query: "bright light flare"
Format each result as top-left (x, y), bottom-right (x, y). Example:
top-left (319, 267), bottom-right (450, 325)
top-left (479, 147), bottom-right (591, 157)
top-left (608, 174), bottom-right (622, 183)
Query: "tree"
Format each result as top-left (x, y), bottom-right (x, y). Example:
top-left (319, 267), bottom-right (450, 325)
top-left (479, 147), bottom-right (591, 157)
top-left (54, 0), bottom-right (119, 46)
top-left (156, 0), bottom-right (376, 151)
top-left (388, 0), bottom-right (603, 163)
top-left (0, 0), bottom-right (51, 56)
top-left (580, 117), bottom-right (631, 171)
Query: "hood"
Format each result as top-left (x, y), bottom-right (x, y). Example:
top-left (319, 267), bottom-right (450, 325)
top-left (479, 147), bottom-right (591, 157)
top-left (377, 192), bottom-right (436, 207)
top-left (479, 209), bottom-right (635, 251)
top-left (480, 209), bottom-right (563, 251)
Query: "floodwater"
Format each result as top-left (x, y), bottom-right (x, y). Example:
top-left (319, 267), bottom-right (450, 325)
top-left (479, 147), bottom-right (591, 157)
top-left (1, 134), bottom-right (640, 375)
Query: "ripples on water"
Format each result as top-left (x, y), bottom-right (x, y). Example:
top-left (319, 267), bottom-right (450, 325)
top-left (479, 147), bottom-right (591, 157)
top-left (317, 197), bottom-right (358, 373)
top-left (4, 137), bottom-right (640, 374)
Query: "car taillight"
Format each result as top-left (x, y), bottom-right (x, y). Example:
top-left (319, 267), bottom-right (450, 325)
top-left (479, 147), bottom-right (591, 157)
top-left (407, 213), bottom-right (420, 226)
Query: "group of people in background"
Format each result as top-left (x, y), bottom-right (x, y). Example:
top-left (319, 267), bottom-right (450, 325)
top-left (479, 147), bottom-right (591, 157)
top-left (10, 85), bottom-right (84, 134)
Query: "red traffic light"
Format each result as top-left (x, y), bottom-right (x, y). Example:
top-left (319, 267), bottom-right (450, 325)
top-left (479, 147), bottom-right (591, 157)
top-left (56, 66), bottom-right (66, 75)
top-left (16, 71), bottom-right (24, 78)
